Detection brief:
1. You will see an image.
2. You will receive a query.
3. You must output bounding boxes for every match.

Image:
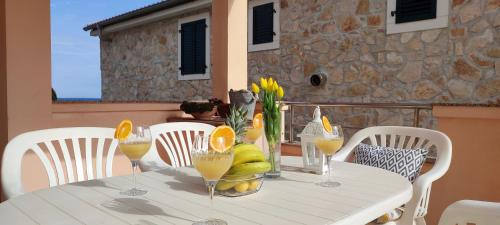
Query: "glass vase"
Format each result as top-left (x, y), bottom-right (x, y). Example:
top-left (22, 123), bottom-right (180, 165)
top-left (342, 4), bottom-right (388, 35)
top-left (263, 119), bottom-right (281, 178)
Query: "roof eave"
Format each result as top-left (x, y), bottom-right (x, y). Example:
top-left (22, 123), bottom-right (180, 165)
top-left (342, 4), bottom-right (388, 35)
top-left (84, 0), bottom-right (211, 35)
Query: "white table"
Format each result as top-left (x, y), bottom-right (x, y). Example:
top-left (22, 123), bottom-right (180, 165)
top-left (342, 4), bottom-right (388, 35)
top-left (0, 156), bottom-right (412, 225)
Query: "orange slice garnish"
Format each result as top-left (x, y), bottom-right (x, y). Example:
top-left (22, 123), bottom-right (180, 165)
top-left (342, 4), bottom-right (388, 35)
top-left (253, 113), bottom-right (263, 129)
top-left (322, 116), bottom-right (333, 133)
top-left (209, 125), bottom-right (236, 152)
top-left (114, 119), bottom-right (132, 140)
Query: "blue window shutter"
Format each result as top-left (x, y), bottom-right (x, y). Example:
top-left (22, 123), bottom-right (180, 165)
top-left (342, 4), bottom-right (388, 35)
top-left (393, 0), bottom-right (437, 24)
top-left (180, 19), bottom-right (206, 75)
top-left (194, 20), bottom-right (206, 74)
top-left (252, 2), bottom-right (274, 45)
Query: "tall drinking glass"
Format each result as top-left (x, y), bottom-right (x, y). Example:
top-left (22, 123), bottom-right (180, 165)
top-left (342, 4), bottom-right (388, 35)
top-left (118, 126), bottom-right (151, 196)
top-left (314, 125), bottom-right (344, 188)
top-left (191, 134), bottom-right (233, 225)
top-left (244, 126), bottom-right (263, 144)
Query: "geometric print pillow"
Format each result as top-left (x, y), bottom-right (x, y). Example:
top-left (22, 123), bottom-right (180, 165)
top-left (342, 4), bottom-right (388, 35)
top-left (354, 143), bottom-right (428, 183)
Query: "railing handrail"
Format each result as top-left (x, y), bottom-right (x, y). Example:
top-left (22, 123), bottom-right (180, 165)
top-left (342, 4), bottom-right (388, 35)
top-left (282, 101), bottom-right (432, 109)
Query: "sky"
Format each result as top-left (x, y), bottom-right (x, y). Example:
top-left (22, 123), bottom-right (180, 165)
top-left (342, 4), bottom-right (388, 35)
top-left (51, 0), bottom-right (159, 98)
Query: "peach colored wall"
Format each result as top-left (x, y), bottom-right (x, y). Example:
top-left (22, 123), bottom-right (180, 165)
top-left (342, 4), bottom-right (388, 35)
top-left (52, 102), bottom-right (184, 127)
top-left (211, 0), bottom-right (248, 102)
top-left (212, 0), bottom-right (229, 102)
top-left (226, 0), bottom-right (248, 92)
top-left (426, 106), bottom-right (500, 225)
top-left (1, 0), bottom-right (52, 200)
top-left (0, 0), bottom-right (7, 201)
top-left (5, 0), bottom-right (52, 139)
top-left (1, 0), bottom-right (7, 154)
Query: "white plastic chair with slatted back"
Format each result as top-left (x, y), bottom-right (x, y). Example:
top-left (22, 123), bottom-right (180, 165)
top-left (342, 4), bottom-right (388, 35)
top-left (332, 126), bottom-right (452, 225)
top-left (439, 200), bottom-right (500, 225)
top-left (2, 127), bottom-right (118, 199)
top-left (140, 122), bottom-right (215, 171)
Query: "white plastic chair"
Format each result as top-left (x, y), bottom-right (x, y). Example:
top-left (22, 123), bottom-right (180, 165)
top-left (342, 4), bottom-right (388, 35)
top-left (1, 127), bottom-right (118, 199)
top-left (438, 200), bottom-right (500, 225)
top-left (139, 122), bottom-right (215, 171)
top-left (333, 126), bottom-right (452, 225)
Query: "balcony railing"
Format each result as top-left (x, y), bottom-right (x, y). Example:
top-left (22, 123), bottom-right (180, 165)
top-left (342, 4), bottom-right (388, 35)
top-left (283, 102), bottom-right (433, 144)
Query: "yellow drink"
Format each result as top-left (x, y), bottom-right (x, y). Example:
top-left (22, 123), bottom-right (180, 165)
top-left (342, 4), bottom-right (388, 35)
top-left (192, 153), bottom-right (233, 181)
top-left (119, 142), bottom-right (151, 160)
top-left (245, 127), bottom-right (263, 143)
top-left (314, 137), bottom-right (344, 155)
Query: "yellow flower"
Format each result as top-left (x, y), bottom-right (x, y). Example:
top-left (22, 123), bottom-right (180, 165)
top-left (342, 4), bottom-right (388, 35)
top-left (272, 81), bottom-right (279, 92)
top-left (251, 83), bottom-right (260, 94)
top-left (267, 77), bottom-right (273, 87)
top-left (277, 86), bottom-right (284, 99)
top-left (260, 77), bottom-right (268, 90)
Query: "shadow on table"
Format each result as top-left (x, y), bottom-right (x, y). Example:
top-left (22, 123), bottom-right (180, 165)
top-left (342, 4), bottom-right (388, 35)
top-left (154, 168), bottom-right (206, 195)
top-left (265, 176), bottom-right (314, 184)
top-left (102, 198), bottom-right (195, 223)
top-left (69, 179), bottom-right (119, 190)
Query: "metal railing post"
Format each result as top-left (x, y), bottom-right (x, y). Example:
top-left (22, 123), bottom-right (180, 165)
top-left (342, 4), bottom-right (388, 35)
top-left (413, 108), bottom-right (421, 127)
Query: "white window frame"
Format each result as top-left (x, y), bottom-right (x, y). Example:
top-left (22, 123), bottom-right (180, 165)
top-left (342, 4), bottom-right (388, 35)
top-left (248, 0), bottom-right (280, 52)
top-left (386, 0), bottom-right (448, 34)
top-left (178, 12), bottom-right (210, 80)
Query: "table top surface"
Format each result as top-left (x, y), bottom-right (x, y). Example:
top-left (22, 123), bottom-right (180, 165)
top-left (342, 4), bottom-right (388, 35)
top-left (0, 157), bottom-right (412, 225)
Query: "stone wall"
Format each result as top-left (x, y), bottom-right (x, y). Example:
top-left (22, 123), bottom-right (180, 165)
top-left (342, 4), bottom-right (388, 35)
top-left (249, 0), bottom-right (499, 103)
top-left (99, 0), bottom-right (499, 142)
top-left (100, 10), bottom-right (212, 101)
top-left (248, 0), bottom-right (500, 141)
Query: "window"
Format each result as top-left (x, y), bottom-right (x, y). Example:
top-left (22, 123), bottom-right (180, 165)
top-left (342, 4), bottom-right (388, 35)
top-left (248, 0), bottom-right (279, 52)
top-left (386, 0), bottom-right (448, 34)
top-left (178, 13), bottom-right (210, 80)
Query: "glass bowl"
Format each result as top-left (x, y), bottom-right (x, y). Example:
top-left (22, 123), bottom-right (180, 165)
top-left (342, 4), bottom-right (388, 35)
top-left (216, 174), bottom-right (264, 197)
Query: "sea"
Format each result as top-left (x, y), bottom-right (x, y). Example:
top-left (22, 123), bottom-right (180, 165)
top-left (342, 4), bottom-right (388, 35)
top-left (57, 98), bottom-right (101, 102)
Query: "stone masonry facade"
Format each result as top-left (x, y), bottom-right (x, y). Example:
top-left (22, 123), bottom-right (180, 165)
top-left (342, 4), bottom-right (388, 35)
top-left (100, 0), bottom-right (499, 141)
top-left (100, 10), bottom-right (212, 101)
top-left (247, 0), bottom-right (500, 140)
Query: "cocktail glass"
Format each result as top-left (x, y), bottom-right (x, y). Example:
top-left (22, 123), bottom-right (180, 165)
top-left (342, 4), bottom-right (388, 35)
top-left (118, 126), bottom-right (151, 196)
top-left (314, 125), bottom-right (344, 188)
top-left (191, 134), bottom-right (234, 225)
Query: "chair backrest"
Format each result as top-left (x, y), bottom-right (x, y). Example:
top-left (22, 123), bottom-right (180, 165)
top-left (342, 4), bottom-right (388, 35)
top-left (142, 122), bottom-right (215, 169)
top-left (439, 200), bottom-right (500, 225)
top-left (334, 126), bottom-right (452, 222)
top-left (1, 127), bottom-right (118, 199)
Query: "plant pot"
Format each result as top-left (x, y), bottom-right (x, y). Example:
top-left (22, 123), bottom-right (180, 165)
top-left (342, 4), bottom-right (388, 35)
top-left (229, 89), bottom-right (256, 120)
top-left (190, 108), bottom-right (217, 120)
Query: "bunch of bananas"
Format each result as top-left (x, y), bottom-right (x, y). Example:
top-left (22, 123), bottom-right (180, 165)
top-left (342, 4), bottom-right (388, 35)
top-left (216, 144), bottom-right (270, 193)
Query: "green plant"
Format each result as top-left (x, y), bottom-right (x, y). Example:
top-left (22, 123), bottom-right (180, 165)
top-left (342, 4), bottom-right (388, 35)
top-left (251, 77), bottom-right (285, 176)
top-left (225, 106), bottom-right (248, 144)
top-left (180, 98), bottom-right (222, 114)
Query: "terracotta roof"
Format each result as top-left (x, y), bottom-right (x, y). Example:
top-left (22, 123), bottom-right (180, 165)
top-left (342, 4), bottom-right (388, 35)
top-left (83, 0), bottom-right (195, 32)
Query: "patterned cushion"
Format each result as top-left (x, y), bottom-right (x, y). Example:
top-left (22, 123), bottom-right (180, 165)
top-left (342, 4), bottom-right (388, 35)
top-left (354, 143), bottom-right (428, 183)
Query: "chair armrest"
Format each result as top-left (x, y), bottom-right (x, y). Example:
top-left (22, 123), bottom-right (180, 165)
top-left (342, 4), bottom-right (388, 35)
top-left (438, 200), bottom-right (500, 225)
top-left (331, 141), bottom-right (357, 162)
top-left (400, 146), bottom-right (452, 222)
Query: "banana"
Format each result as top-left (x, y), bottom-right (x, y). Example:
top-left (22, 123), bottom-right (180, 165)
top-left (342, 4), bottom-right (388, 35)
top-left (233, 143), bottom-right (261, 155)
top-left (227, 162), bottom-right (271, 176)
top-left (215, 180), bottom-right (241, 191)
top-left (232, 148), bottom-right (266, 166)
top-left (216, 144), bottom-right (268, 192)
top-left (215, 174), bottom-right (253, 191)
